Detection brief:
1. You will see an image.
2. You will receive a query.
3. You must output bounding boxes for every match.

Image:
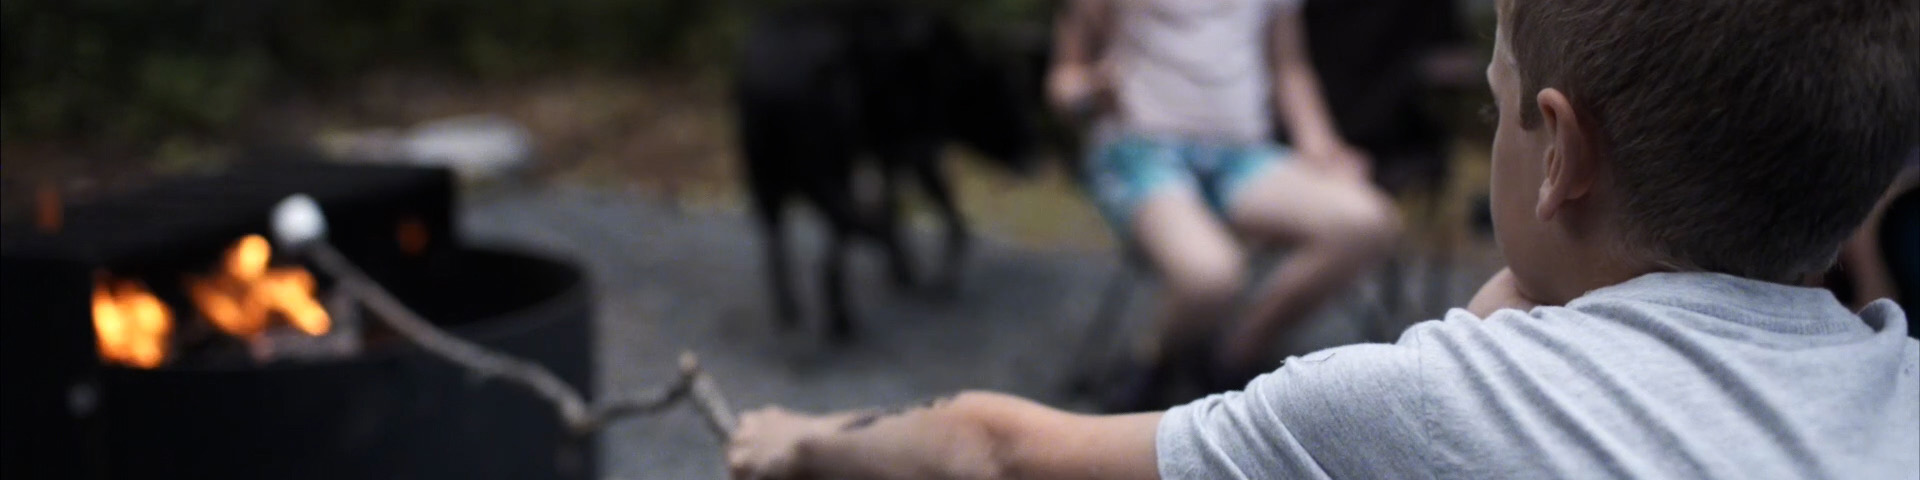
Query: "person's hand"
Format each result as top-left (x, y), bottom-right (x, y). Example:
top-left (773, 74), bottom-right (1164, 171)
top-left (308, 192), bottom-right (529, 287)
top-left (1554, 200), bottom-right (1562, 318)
top-left (1047, 63), bottom-right (1111, 122)
top-left (728, 407), bottom-right (844, 480)
top-left (1299, 141), bottom-right (1372, 182)
top-left (1467, 267), bottom-right (1541, 317)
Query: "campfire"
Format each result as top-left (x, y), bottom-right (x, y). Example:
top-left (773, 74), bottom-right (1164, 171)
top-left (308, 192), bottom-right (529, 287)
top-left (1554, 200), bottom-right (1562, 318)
top-left (90, 277), bottom-right (171, 369)
top-left (2, 162), bottom-right (731, 480)
top-left (190, 234), bottom-right (331, 338)
top-left (92, 234), bottom-right (340, 370)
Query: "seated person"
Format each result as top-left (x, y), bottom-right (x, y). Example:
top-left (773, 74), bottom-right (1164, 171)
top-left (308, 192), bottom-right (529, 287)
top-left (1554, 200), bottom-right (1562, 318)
top-left (1052, 0), bottom-right (1403, 409)
top-left (726, 0), bottom-right (1920, 478)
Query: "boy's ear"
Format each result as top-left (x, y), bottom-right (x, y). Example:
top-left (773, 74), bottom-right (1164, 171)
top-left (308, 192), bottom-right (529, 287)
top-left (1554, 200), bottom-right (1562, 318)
top-left (1535, 88), bottom-right (1598, 222)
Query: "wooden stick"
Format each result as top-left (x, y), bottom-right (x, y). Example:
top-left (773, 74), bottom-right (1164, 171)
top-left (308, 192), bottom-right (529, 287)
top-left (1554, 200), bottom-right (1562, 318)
top-left (685, 353), bottom-right (739, 438)
top-left (301, 242), bottom-right (734, 438)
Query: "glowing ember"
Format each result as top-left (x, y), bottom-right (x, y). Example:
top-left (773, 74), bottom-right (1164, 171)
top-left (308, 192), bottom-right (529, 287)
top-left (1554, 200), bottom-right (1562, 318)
top-left (397, 217), bottom-right (429, 256)
top-left (36, 184), bottom-right (61, 233)
top-left (189, 234), bottom-right (333, 338)
top-left (92, 278), bottom-right (173, 369)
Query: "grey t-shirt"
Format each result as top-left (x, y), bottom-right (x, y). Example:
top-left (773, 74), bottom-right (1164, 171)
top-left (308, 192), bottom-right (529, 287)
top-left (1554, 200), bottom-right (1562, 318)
top-left (1101, 0), bottom-right (1302, 143)
top-left (1158, 272), bottom-right (1920, 479)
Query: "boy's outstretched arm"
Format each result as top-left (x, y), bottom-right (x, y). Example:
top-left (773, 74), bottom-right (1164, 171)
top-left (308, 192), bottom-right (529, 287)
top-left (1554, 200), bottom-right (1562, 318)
top-left (1269, 6), bottom-right (1369, 179)
top-left (727, 391), bottom-right (1162, 480)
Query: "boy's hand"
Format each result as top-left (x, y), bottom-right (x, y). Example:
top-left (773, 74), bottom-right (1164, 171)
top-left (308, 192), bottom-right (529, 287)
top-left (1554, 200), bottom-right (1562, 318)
top-left (728, 407), bottom-right (847, 480)
top-left (1467, 267), bottom-right (1541, 316)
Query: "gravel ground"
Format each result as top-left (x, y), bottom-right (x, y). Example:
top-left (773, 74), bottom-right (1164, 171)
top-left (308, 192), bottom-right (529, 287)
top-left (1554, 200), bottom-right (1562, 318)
top-left (460, 180), bottom-right (1494, 479)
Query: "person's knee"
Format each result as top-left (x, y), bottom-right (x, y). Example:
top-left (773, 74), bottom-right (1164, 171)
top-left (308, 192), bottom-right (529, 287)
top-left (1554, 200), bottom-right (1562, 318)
top-left (1163, 250), bottom-right (1245, 310)
top-left (1321, 189), bottom-right (1403, 258)
top-left (1358, 191), bottom-right (1404, 251)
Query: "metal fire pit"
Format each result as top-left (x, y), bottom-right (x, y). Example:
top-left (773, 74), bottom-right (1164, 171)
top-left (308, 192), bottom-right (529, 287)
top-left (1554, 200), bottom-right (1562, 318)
top-left (1, 162), bottom-right (597, 480)
top-left (98, 246), bottom-right (594, 480)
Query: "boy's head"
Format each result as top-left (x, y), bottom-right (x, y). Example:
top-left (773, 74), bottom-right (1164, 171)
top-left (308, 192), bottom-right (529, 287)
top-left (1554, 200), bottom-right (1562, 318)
top-left (1487, 0), bottom-right (1918, 300)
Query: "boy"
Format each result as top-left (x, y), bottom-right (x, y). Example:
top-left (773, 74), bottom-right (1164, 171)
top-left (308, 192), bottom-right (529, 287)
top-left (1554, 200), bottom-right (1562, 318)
top-left (726, 0), bottom-right (1920, 478)
top-left (1053, 0), bottom-right (1403, 407)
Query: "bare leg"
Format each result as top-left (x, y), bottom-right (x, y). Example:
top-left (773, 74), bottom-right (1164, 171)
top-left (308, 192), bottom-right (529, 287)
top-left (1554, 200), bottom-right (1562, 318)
top-left (1132, 189), bottom-right (1248, 366)
top-left (1097, 188), bottom-right (1247, 410)
top-left (1221, 163), bottom-right (1402, 371)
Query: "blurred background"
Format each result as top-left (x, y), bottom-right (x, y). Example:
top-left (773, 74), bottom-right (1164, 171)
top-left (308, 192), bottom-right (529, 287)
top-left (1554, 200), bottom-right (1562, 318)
top-left (3, 0), bottom-right (1503, 478)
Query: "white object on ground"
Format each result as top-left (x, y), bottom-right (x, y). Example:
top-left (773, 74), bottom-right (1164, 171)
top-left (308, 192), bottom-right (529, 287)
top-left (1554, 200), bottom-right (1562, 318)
top-left (316, 114), bottom-right (535, 181)
top-left (400, 114), bottom-right (534, 180)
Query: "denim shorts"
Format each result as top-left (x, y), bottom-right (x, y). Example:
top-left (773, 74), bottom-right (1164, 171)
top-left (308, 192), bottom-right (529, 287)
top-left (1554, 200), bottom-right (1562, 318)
top-left (1083, 134), bottom-right (1291, 240)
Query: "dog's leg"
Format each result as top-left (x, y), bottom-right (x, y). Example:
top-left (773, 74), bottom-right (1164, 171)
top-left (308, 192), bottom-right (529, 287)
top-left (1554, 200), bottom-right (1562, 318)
top-left (813, 188), bottom-right (868, 343)
top-left (823, 225), bottom-right (857, 342)
top-left (880, 166), bottom-right (921, 290)
top-left (754, 196), bottom-right (801, 330)
top-left (857, 163), bottom-right (919, 290)
top-left (913, 157), bottom-right (971, 292)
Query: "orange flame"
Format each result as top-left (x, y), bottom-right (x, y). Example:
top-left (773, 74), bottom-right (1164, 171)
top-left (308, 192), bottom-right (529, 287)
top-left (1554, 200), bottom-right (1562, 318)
top-left (189, 234), bottom-right (332, 338)
top-left (92, 235), bottom-right (331, 368)
top-left (93, 278), bottom-right (173, 369)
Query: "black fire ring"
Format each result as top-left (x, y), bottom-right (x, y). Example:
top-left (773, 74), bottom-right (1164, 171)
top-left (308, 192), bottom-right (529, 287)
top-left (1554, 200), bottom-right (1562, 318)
top-left (2, 162), bottom-right (616, 479)
top-left (93, 246), bottom-right (592, 480)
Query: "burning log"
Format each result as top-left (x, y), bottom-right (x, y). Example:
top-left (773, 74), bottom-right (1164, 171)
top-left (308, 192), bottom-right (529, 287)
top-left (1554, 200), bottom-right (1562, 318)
top-left (271, 194), bottom-right (737, 438)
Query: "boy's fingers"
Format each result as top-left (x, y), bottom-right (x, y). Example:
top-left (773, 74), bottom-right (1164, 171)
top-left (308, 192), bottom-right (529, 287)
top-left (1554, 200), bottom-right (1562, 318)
top-left (737, 406), bottom-right (783, 429)
top-left (728, 445), bottom-right (772, 480)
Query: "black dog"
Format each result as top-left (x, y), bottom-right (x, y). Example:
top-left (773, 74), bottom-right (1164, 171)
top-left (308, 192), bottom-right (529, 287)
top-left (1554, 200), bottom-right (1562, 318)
top-left (733, 2), bottom-right (1042, 340)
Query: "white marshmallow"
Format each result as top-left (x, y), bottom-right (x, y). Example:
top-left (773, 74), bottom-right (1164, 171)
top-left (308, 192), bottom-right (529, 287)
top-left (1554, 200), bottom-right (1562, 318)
top-left (272, 194), bottom-right (328, 248)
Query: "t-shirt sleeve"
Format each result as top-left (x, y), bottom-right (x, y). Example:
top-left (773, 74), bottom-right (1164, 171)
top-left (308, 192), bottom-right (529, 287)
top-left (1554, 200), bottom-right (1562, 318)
top-left (1156, 342), bottom-right (1433, 479)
